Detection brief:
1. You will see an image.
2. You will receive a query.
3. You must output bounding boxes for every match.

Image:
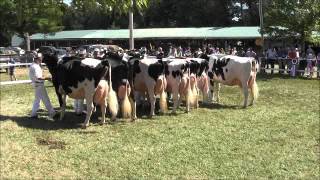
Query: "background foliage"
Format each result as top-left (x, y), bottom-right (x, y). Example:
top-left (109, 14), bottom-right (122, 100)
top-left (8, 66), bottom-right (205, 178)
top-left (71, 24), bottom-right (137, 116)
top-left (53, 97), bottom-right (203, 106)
top-left (0, 0), bottom-right (319, 46)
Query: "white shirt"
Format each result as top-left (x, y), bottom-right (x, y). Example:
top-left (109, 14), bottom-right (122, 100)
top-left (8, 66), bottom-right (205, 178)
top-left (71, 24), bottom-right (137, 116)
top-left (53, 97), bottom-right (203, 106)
top-left (29, 62), bottom-right (44, 86)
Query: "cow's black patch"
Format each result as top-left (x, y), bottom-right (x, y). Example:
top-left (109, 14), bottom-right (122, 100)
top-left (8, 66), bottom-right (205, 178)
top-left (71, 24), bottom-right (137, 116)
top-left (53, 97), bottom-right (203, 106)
top-left (148, 62), bottom-right (164, 82)
top-left (172, 70), bottom-right (183, 78)
top-left (212, 58), bottom-right (230, 80)
top-left (108, 60), bottom-right (130, 92)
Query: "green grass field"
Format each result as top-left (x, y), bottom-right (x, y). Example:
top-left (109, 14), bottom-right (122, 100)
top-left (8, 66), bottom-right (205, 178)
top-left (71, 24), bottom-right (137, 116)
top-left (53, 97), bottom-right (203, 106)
top-left (0, 73), bottom-right (319, 179)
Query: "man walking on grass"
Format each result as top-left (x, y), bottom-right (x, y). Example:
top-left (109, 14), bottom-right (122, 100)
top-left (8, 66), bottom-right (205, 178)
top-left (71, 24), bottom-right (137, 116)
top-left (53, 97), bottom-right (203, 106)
top-left (29, 52), bottom-right (56, 119)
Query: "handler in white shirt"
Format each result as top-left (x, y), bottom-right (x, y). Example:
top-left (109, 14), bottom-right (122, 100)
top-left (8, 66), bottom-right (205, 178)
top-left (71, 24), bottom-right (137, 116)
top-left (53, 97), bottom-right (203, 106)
top-left (29, 53), bottom-right (56, 118)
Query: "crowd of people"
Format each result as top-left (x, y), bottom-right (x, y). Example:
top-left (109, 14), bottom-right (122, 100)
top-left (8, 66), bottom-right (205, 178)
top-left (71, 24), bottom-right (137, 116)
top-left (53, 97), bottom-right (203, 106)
top-left (145, 44), bottom-right (258, 59)
top-left (264, 45), bottom-right (320, 78)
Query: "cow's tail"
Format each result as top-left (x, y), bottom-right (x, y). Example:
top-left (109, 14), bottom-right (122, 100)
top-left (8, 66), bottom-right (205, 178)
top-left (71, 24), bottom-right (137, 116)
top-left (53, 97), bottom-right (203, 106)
top-left (251, 58), bottom-right (258, 73)
top-left (186, 67), bottom-right (194, 111)
top-left (121, 82), bottom-right (132, 119)
top-left (107, 66), bottom-right (119, 120)
top-left (252, 79), bottom-right (259, 100)
top-left (251, 58), bottom-right (259, 100)
top-left (159, 76), bottom-right (168, 113)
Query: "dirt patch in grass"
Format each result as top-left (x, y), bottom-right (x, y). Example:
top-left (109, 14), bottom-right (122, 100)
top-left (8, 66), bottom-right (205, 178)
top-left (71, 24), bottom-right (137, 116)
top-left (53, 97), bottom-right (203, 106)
top-left (36, 136), bottom-right (67, 150)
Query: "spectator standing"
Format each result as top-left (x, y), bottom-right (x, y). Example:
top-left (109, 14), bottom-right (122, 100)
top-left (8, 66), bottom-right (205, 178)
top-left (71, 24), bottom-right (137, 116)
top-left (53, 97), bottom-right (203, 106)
top-left (306, 52), bottom-right (315, 78)
top-left (246, 48), bottom-right (257, 58)
top-left (306, 45), bottom-right (314, 55)
top-left (156, 47), bottom-right (164, 59)
top-left (184, 47), bottom-right (192, 57)
top-left (220, 48), bottom-right (225, 54)
top-left (8, 57), bottom-right (17, 81)
top-left (231, 47), bottom-right (237, 55)
top-left (176, 46), bottom-right (183, 57)
top-left (278, 47), bottom-right (288, 74)
top-left (287, 47), bottom-right (297, 75)
top-left (29, 53), bottom-right (56, 119)
top-left (316, 52), bottom-right (320, 78)
top-left (168, 46), bottom-right (177, 57)
top-left (266, 47), bottom-right (278, 74)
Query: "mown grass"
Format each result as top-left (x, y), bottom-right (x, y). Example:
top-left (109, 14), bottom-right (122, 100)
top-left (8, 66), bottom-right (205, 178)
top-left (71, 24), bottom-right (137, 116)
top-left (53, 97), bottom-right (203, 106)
top-left (0, 74), bottom-right (319, 179)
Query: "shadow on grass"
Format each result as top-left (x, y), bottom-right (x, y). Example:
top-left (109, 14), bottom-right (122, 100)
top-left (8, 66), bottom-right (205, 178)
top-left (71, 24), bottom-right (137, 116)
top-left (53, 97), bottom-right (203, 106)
top-left (200, 102), bottom-right (239, 109)
top-left (0, 111), bottom-right (85, 130)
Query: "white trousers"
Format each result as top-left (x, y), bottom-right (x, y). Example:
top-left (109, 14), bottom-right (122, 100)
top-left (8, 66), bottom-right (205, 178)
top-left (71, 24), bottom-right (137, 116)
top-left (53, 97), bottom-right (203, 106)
top-left (31, 85), bottom-right (55, 116)
top-left (74, 99), bottom-right (84, 114)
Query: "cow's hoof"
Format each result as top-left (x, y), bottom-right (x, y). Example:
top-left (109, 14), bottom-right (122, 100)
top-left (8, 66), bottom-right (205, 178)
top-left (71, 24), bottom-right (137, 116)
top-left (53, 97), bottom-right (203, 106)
top-left (130, 116), bottom-right (137, 122)
top-left (170, 111), bottom-right (177, 116)
top-left (81, 123), bottom-right (89, 129)
top-left (99, 121), bottom-right (106, 125)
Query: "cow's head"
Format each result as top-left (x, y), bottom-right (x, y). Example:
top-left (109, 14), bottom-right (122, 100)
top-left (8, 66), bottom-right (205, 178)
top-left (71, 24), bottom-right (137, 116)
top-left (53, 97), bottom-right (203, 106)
top-left (208, 56), bottom-right (230, 80)
top-left (42, 53), bottom-right (59, 73)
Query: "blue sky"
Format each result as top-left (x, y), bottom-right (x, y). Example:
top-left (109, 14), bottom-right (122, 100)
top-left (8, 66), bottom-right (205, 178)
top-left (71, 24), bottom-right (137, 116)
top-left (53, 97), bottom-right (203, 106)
top-left (64, 0), bottom-right (72, 5)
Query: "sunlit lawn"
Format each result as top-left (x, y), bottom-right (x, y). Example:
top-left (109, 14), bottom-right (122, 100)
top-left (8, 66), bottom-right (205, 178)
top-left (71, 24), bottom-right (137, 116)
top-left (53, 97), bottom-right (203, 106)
top-left (0, 70), bottom-right (319, 179)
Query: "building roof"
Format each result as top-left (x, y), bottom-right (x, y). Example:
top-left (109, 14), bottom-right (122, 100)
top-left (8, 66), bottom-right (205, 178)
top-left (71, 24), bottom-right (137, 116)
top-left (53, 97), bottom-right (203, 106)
top-left (30, 27), bottom-right (263, 40)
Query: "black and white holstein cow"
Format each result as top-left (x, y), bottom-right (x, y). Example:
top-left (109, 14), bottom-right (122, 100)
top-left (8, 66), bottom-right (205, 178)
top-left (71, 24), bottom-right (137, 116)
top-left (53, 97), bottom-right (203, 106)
top-left (164, 59), bottom-right (197, 113)
top-left (104, 51), bottom-right (136, 120)
top-left (207, 55), bottom-right (259, 107)
top-left (131, 57), bottom-right (168, 117)
top-left (43, 54), bottom-right (118, 128)
top-left (186, 58), bottom-right (210, 104)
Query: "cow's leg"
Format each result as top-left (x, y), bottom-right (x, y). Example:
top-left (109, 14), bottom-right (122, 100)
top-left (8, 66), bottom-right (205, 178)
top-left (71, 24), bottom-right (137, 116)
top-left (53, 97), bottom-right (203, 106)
top-left (55, 87), bottom-right (63, 108)
top-left (172, 89), bottom-right (179, 114)
top-left (177, 94), bottom-right (182, 109)
top-left (215, 82), bottom-right (221, 103)
top-left (249, 80), bottom-right (259, 105)
top-left (147, 87), bottom-right (156, 118)
top-left (100, 103), bottom-right (106, 125)
top-left (129, 96), bottom-right (137, 121)
top-left (208, 79), bottom-right (215, 103)
top-left (83, 97), bottom-right (94, 128)
top-left (241, 82), bottom-right (249, 108)
top-left (82, 88), bottom-right (95, 128)
top-left (59, 94), bottom-right (67, 121)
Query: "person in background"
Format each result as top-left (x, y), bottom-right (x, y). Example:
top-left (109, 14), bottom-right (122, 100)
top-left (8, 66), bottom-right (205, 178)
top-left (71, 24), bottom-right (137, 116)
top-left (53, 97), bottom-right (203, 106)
top-left (278, 47), bottom-right (287, 74)
top-left (231, 47), bottom-right (237, 55)
top-left (176, 46), bottom-right (183, 57)
top-left (29, 53), bottom-right (56, 119)
top-left (246, 48), bottom-right (257, 58)
top-left (184, 47), bottom-right (192, 57)
top-left (8, 57), bottom-right (17, 81)
top-left (287, 47), bottom-right (297, 74)
top-left (194, 48), bottom-right (203, 57)
top-left (316, 52), bottom-right (320, 78)
top-left (220, 48), bottom-right (225, 54)
top-left (266, 47), bottom-right (278, 74)
top-left (156, 47), bottom-right (164, 59)
top-left (306, 52), bottom-right (315, 78)
top-left (306, 45), bottom-right (314, 55)
top-left (168, 45), bottom-right (177, 57)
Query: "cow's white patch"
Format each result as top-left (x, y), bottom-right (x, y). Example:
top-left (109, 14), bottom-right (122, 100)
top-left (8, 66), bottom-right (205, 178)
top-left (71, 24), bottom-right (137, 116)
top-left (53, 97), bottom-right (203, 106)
top-left (67, 79), bottom-right (95, 99)
top-left (81, 58), bottom-right (101, 67)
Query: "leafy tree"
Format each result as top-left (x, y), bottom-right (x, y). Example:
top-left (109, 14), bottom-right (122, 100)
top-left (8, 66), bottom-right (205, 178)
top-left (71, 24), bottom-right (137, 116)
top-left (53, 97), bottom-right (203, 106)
top-left (0, 0), bottom-right (16, 46)
top-left (0, 0), bottom-right (64, 48)
top-left (264, 0), bottom-right (320, 49)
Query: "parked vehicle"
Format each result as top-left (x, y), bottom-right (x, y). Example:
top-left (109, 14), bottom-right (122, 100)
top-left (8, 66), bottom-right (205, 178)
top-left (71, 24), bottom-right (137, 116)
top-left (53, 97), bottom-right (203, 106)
top-left (39, 46), bottom-right (57, 55)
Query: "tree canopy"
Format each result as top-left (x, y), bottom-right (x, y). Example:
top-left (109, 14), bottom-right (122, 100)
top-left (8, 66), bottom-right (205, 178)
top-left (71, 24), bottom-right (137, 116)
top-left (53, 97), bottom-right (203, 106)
top-left (1, 0), bottom-right (319, 47)
top-left (263, 0), bottom-right (320, 44)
